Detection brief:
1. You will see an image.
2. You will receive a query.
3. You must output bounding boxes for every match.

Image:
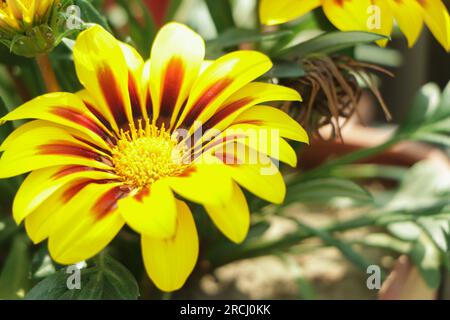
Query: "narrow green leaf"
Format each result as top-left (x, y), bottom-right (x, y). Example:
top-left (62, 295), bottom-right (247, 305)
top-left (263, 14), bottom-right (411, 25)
top-left (262, 60), bottom-right (305, 79)
top-left (409, 234), bottom-right (441, 289)
top-left (398, 83), bottom-right (441, 133)
top-left (207, 28), bottom-right (292, 52)
top-left (277, 31), bottom-right (389, 59)
top-left (0, 234), bottom-right (31, 299)
top-left (284, 177), bottom-right (373, 206)
top-left (204, 0), bottom-right (235, 33)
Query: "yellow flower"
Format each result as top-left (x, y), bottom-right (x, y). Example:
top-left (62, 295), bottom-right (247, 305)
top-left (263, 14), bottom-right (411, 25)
top-left (260, 0), bottom-right (450, 51)
top-left (0, 0), bottom-right (61, 56)
top-left (0, 0), bottom-right (58, 32)
top-left (0, 23), bottom-right (308, 291)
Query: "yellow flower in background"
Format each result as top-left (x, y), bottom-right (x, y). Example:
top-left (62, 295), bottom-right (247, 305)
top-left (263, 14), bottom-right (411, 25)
top-left (0, 0), bottom-right (61, 56)
top-left (0, 23), bottom-right (308, 291)
top-left (0, 0), bottom-right (58, 32)
top-left (260, 0), bottom-right (450, 51)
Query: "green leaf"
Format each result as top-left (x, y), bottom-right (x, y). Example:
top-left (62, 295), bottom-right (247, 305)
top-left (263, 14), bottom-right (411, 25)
top-left (284, 177), bottom-right (373, 206)
top-left (0, 234), bottom-right (31, 299)
top-left (206, 28), bottom-right (292, 53)
top-left (25, 254), bottom-right (139, 300)
top-left (262, 60), bottom-right (305, 79)
top-left (398, 83), bottom-right (441, 134)
top-left (116, 0), bottom-right (156, 57)
top-left (277, 31), bottom-right (389, 59)
top-left (409, 234), bottom-right (441, 289)
top-left (165, 0), bottom-right (182, 22)
top-left (205, 0), bottom-right (235, 34)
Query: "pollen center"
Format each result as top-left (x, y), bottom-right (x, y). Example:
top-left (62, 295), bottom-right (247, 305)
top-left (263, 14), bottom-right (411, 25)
top-left (112, 122), bottom-right (188, 188)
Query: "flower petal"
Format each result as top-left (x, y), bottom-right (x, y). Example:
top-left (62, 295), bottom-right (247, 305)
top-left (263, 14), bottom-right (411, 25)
top-left (118, 179), bottom-right (177, 238)
top-left (167, 160), bottom-right (233, 206)
top-left (204, 181), bottom-right (250, 243)
top-left (141, 200), bottom-right (198, 292)
top-left (419, 0), bottom-right (450, 51)
top-left (176, 51), bottom-right (273, 129)
top-left (389, 0), bottom-right (424, 47)
top-left (0, 121), bottom-right (112, 178)
top-left (0, 92), bottom-right (114, 149)
top-left (14, 165), bottom-right (118, 225)
top-left (48, 182), bottom-right (126, 264)
top-left (323, 0), bottom-right (393, 46)
top-left (213, 144), bottom-right (286, 204)
top-left (203, 82), bottom-right (301, 133)
top-left (149, 22), bottom-right (205, 128)
top-left (25, 175), bottom-right (119, 244)
top-left (232, 105), bottom-right (309, 142)
top-left (260, 0), bottom-right (321, 25)
top-left (73, 25), bottom-right (134, 131)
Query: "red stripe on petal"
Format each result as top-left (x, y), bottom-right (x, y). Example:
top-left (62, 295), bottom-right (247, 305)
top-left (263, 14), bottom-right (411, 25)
top-left (51, 107), bottom-right (111, 141)
top-left (93, 186), bottom-right (128, 220)
top-left (83, 101), bottom-right (114, 134)
top-left (62, 179), bottom-right (92, 203)
top-left (203, 97), bottom-right (253, 131)
top-left (52, 165), bottom-right (92, 179)
top-left (39, 142), bottom-right (104, 162)
top-left (128, 71), bottom-right (143, 120)
top-left (182, 78), bottom-right (233, 128)
top-left (135, 187), bottom-right (149, 203)
top-left (98, 66), bottom-right (129, 127)
top-left (159, 57), bottom-right (184, 122)
top-left (146, 89), bottom-right (153, 120)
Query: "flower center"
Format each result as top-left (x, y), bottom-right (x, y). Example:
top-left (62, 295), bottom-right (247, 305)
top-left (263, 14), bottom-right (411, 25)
top-left (112, 121), bottom-right (189, 189)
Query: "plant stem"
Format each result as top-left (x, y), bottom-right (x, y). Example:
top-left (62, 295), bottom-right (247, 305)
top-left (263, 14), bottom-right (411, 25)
top-left (35, 54), bottom-right (60, 92)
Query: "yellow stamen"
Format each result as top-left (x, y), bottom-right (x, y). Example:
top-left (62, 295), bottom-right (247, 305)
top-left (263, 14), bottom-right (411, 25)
top-left (112, 119), bottom-right (189, 188)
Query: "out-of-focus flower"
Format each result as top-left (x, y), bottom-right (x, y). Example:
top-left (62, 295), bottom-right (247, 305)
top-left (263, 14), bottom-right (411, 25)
top-left (0, 0), bottom-right (61, 56)
top-left (0, 23), bottom-right (307, 291)
top-left (260, 0), bottom-right (450, 51)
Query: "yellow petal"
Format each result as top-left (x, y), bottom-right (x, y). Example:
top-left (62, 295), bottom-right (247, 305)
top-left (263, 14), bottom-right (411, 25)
top-left (118, 179), bottom-right (177, 238)
top-left (389, 0), bottom-right (424, 47)
top-left (149, 22), bottom-right (205, 128)
top-left (419, 0), bottom-right (450, 51)
top-left (232, 105), bottom-right (309, 142)
top-left (0, 92), bottom-right (113, 150)
top-left (176, 51), bottom-right (272, 129)
top-left (141, 200), bottom-right (198, 292)
top-left (205, 82), bottom-right (301, 133)
top-left (260, 0), bottom-right (321, 25)
top-left (167, 160), bottom-right (233, 206)
top-left (119, 41), bottom-right (147, 122)
top-left (204, 182), bottom-right (250, 243)
top-left (0, 120), bottom-right (112, 178)
top-left (371, 0), bottom-right (394, 46)
top-left (223, 124), bottom-right (299, 167)
top-left (24, 173), bottom-right (118, 244)
top-left (14, 165), bottom-right (118, 225)
top-left (48, 183), bottom-right (126, 264)
top-left (73, 25), bottom-right (134, 132)
top-left (6, 0), bottom-right (24, 20)
top-left (211, 143), bottom-right (286, 204)
top-left (323, 0), bottom-right (394, 45)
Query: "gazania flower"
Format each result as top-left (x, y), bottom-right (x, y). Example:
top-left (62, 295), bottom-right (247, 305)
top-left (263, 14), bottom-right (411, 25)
top-left (0, 23), bottom-right (308, 291)
top-left (0, 0), bottom-right (61, 56)
top-left (260, 0), bottom-right (450, 51)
